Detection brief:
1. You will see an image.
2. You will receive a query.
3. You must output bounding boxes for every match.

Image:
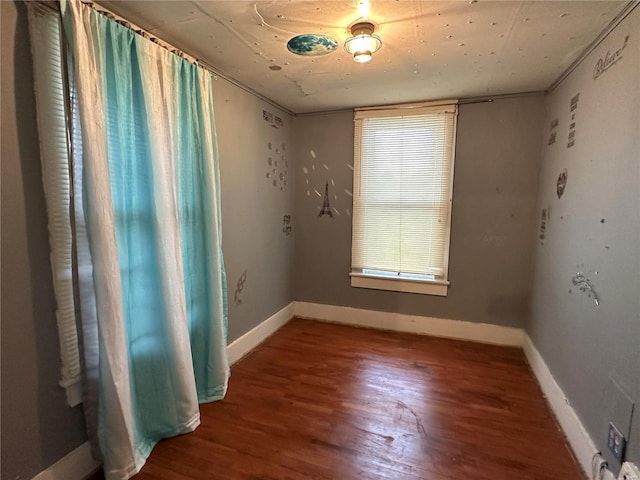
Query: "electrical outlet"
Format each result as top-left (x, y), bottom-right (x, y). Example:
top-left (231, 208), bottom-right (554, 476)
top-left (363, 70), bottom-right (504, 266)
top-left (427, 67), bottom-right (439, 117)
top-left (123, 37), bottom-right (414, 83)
top-left (607, 422), bottom-right (627, 463)
top-left (618, 462), bottom-right (640, 480)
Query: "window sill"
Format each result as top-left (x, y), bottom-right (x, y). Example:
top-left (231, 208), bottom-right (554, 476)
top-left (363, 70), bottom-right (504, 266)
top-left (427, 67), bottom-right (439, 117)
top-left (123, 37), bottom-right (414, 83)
top-left (350, 273), bottom-right (449, 296)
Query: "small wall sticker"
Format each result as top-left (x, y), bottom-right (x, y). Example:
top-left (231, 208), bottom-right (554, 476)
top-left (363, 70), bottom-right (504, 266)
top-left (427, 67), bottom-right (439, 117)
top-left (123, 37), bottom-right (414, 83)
top-left (539, 205), bottom-right (551, 243)
top-left (234, 270), bottom-right (247, 306)
top-left (571, 271), bottom-right (600, 306)
top-left (594, 35), bottom-right (629, 80)
top-left (265, 142), bottom-right (288, 190)
top-left (557, 169), bottom-right (568, 199)
top-left (548, 118), bottom-right (559, 146)
top-left (318, 181), bottom-right (334, 218)
top-left (567, 93), bottom-right (579, 148)
top-left (282, 215), bottom-right (292, 235)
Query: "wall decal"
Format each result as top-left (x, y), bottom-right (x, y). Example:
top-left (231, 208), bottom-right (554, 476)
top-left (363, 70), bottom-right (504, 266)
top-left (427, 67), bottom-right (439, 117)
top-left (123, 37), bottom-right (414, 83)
top-left (287, 34), bottom-right (339, 56)
top-left (282, 215), bottom-right (292, 235)
top-left (301, 149), bottom-right (353, 218)
top-left (557, 169), bottom-right (568, 198)
top-left (548, 118), bottom-right (559, 146)
top-left (571, 272), bottom-right (600, 306)
top-left (266, 143), bottom-right (288, 190)
top-left (594, 35), bottom-right (629, 79)
top-left (318, 181), bottom-right (334, 218)
top-left (263, 110), bottom-right (274, 124)
top-left (567, 93), bottom-right (579, 148)
top-left (234, 270), bottom-right (247, 306)
top-left (539, 205), bottom-right (551, 243)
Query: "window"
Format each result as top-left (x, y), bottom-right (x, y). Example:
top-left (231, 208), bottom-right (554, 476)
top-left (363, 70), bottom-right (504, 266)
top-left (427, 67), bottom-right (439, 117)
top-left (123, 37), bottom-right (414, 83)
top-left (350, 102), bottom-right (458, 296)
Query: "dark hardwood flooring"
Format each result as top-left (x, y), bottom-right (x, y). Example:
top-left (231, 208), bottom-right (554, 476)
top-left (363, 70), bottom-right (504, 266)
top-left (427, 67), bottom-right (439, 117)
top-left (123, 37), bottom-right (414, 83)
top-left (89, 318), bottom-right (584, 479)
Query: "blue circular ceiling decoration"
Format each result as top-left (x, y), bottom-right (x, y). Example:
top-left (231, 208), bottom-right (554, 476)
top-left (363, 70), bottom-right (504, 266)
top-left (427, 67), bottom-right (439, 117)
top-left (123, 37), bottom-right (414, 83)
top-left (287, 34), bottom-right (339, 56)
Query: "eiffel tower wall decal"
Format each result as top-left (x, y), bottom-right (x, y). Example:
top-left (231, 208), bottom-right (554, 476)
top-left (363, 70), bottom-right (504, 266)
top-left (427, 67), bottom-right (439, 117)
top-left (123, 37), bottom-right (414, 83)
top-left (318, 181), bottom-right (334, 218)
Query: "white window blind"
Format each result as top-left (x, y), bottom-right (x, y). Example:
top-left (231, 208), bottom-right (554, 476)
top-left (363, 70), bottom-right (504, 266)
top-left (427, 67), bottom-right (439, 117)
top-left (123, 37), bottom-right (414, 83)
top-left (27, 3), bottom-right (82, 406)
top-left (351, 103), bottom-right (458, 295)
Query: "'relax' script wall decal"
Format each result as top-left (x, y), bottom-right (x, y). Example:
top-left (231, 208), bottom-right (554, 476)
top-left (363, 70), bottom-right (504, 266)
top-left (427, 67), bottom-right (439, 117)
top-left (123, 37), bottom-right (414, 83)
top-left (593, 35), bottom-right (630, 80)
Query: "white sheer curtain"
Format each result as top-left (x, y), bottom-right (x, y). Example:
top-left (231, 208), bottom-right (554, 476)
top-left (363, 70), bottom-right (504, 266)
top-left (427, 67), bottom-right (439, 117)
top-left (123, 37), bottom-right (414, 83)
top-left (60, 1), bottom-right (229, 478)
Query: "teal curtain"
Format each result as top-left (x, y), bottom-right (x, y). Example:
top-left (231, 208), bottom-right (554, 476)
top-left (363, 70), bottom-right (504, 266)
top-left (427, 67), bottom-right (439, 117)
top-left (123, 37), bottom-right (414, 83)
top-left (61, 1), bottom-right (229, 478)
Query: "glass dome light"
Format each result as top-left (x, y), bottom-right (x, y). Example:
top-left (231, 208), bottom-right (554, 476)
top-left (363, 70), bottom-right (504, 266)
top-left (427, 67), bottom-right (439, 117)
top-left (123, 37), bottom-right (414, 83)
top-left (344, 22), bottom-right (382, 63)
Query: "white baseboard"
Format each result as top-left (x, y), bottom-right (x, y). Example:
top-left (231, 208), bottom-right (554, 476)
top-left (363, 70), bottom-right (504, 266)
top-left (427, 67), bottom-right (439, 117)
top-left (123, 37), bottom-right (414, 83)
top-left (293, 301), bottom-right (524, 346)
top-left (31, 302), bottom-right (595, 480)
top-left (227, 302), bottom-right (294, 365)
top-left (32, 441), bottom-right (100, 480)
top-left (31, 303), bottom-right (295, 480)
top-left (294, 301), bottom-right (595, 477)
top-left (522, 335), bottom-right (596, 477)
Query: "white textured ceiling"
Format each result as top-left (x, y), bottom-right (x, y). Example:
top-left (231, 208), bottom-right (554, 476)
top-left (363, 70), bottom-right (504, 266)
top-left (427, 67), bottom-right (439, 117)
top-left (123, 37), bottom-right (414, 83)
top-left (98, 1), bottom-right (628, 114)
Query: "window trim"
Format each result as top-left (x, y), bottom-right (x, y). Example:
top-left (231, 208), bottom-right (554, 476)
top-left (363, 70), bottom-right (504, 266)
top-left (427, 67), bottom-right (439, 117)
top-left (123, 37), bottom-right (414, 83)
top-left (28, 2), bottom-right (83, 406)
top-left (350, 100), bottom-right (458, 296)
top-left (350, 272), bottom-right (450, 296)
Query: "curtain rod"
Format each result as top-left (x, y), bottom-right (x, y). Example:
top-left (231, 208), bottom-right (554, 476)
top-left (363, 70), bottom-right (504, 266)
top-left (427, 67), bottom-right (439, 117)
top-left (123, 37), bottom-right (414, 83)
top-left (69, 1), bottom-right (295, 117)
top-left (296, 91), bottom-right (544, 117)
top-left (83, 1), bottom-right (197, 63)
top-left (355, 98), bottom-right (459, 112)
top-left (58, 1), bottom-right (544, 118)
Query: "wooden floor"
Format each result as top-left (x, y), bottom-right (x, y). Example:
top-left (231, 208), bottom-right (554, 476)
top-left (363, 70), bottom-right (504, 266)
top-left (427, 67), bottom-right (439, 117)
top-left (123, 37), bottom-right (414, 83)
top-left (92, 318), bottom-right (584, 480)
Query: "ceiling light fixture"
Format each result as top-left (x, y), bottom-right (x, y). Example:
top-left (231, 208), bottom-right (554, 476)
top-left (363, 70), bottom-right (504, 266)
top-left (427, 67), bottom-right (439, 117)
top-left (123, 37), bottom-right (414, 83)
top-left (344, 21), bottom-right (382, 63)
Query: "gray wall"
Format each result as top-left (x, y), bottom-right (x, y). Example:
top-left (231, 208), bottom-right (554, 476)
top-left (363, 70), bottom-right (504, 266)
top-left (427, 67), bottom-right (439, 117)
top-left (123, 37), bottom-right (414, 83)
top-left (1, 2), bottom-right (88, 479)
top-left (214, 79), bottom-right (295, 343)
top-left (5, 0), bottom-right (637, 475)
top-left (528, 8), bottom-right (639, 466)
top-left (0, 3), bottom-right (296, 478)
top-left (294, 96), bottom-right (544, 328)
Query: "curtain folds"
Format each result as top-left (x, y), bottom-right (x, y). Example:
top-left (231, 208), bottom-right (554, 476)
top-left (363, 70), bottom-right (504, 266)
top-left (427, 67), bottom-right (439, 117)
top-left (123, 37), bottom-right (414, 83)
top-left (60, 1), bottom-right (229, 478)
